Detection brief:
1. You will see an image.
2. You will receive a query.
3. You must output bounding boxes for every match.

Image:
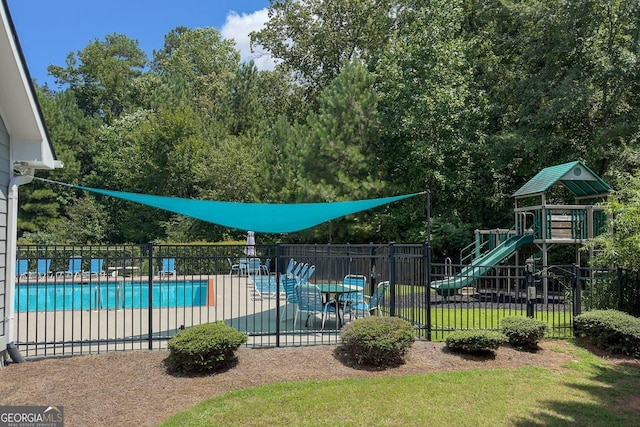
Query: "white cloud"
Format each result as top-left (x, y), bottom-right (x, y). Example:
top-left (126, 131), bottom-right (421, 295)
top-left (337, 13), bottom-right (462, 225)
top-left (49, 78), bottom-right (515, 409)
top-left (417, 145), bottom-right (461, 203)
top-left (221, 9), bottom-right (277, 71)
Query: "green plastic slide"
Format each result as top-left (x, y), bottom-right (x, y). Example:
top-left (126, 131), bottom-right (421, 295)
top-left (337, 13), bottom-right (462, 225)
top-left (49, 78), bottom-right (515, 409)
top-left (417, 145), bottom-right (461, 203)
top-left (431, 234), bottom-right (534, 296)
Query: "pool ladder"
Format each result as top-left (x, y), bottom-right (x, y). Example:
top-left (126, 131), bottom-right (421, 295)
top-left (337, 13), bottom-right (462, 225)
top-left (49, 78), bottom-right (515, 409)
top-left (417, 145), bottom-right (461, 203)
top-left (93, 285), bottom-right (103, 310)
top-left (93, 284), bottom-right (124, 310)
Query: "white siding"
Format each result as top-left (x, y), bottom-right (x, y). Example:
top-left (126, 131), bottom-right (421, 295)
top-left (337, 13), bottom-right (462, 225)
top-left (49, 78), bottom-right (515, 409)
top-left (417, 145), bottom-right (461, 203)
top-left (0, 114), bottom-right (7, 347)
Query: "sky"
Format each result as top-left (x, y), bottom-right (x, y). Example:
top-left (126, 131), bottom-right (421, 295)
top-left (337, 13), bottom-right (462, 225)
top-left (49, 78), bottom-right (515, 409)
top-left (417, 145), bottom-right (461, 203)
top-left (6, 0), bottom-right (274, 88)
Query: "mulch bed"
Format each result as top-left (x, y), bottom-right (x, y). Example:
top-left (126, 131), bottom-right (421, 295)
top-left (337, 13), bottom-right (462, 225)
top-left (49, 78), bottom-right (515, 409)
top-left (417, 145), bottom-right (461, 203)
top-left (0, 339), bottom-right (612, 427)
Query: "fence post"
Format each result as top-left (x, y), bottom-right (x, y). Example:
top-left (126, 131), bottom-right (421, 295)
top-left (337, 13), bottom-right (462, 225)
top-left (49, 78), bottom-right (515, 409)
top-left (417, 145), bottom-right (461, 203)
top-left (369, 244), bottom-right (376, 296)
top-left (526, 258), bottom-right (535, 318)
top-left (389, 242), bottom-right (395, 317)
top-left (424, 242), bottom-right (432, 341)
top-left (618, 266), bottom-right (624, 312)
top-left (572, 264), bottom-right (581, 318)
top-left (275, 242), bottom-right (281, 347)
top-left (147, 242), bottom-right (154, 350)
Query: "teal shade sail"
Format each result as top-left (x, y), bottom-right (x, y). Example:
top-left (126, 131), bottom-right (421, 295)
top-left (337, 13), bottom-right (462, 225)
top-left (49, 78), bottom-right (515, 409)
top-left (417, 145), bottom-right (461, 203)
top-left (43, 179), bottom-right (423, 233)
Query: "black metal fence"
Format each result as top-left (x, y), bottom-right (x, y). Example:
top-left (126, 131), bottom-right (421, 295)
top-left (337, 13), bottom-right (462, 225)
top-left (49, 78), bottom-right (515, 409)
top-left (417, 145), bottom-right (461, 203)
top-left (12, 243), bottom-right (639, 358)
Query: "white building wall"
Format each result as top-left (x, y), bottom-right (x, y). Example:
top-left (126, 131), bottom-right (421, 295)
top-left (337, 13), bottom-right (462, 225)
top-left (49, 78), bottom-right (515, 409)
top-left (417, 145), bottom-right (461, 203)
top-left (0, 114), bottom-right (8, 349)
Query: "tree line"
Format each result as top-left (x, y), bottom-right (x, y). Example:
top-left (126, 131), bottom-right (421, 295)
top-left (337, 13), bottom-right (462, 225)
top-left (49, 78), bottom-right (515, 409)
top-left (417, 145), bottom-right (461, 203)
top-left (19, 0), bottom-right (640, 262)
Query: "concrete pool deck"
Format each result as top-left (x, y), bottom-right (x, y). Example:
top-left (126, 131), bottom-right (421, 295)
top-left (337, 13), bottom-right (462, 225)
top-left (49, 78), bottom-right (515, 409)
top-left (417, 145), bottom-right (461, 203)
top-left (14, 274), bottom-right (340, 357)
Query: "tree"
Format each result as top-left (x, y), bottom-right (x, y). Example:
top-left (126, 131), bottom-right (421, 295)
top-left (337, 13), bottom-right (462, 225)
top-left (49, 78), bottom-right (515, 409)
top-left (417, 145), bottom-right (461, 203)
top-left (152, 26), bottom-right (241, 123)
top-left (23, 0), bottom-right (640, 248)
top-left (291, 63), bottom-right (386, 241)
top-left (472, 0), bottom-right (640, 188)
top-left (586, 172), bottom-right (640, 270)
top-left (259, 115), bottom-right (301, 203)
top-left (54, 197), bottom-right (109, 244)
top-left (296, 63), bottom-right (384, 201)
top-left (152, 26), bottom-right (239, 79)
top-left (251, 0), bottom-right (397, 96)
top-left (376, 0), bottom-right (488, 237)
top-left (17, 85), bottom-right (99, 239)
top-left (18, 188), bottom-right (60, 234)
top-left (87, 103), bottom-right (219, 242)
top-left (48, 33), bottom-right (147, 122)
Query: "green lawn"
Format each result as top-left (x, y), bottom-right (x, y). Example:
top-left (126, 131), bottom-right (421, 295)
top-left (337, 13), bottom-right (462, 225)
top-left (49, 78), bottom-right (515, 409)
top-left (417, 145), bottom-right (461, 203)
top-left (395, 306), bottom-right (573, 341)
top-left (160, 340), bottom-right (640, 426)
top-left (389, 285), bottom-right (574, 339)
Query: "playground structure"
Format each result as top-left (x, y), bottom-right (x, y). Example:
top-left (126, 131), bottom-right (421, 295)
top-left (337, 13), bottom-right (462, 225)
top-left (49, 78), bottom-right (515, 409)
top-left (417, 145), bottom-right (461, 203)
top-left (431, 160), bottom-right (612, 297)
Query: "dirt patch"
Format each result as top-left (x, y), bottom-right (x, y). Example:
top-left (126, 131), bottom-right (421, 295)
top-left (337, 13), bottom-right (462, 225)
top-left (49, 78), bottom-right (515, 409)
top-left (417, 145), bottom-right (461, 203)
top-left (0, 340), bottom-right (620, 427)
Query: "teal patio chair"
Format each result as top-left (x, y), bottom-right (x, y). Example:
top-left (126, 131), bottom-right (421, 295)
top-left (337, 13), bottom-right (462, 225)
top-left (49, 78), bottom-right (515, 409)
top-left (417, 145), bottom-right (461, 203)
top-left (159, 258), bottom-right (176, 278)
top-left (228, 258), bottom-right (240, 276)
top-left (294, 284), bottom-right (339, 329)
top-left (285, 258), bottom-right (296, 278)
top-left (366, 281), bottom-right (390, 316)
top-left (298, 264), bottom-right (315, 285)
top-left (239, 257), bottom-right (249, 275)
top-left (344, 280), bottom-right (390, 320)
top-left (246, 258), bottom-right (262, 275)
top-left (291, 262), bottom-right (304, 279)
top-left (339, 274), bottom-right (367, 318)
top-left (57, 256), bottom-right (82, 278)
top-left (279, 277), bottom-right (300, 325)
top-left (251, 274), bottom-right (279, 299)
top-left (28, 258), bottom-right (52, 279)
top-left (15, 259), bottom-right (28, 280)
top-left (295, 263), bottom-right (309, 283)
top-left (260, 258), bottom-right (271, 275)
top-left (87, 258), bottom-right (105, 276)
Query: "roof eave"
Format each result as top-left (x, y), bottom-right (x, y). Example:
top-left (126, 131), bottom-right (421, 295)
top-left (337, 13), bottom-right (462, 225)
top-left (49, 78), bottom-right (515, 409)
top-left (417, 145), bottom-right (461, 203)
top-left (1, 0), bottom-right (58, 169)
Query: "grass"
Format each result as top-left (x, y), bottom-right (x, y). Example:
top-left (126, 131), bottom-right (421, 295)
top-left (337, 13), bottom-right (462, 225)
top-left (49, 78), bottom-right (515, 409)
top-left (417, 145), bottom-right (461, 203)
top-left (390, 285), bottom-right (574, 340)
top-left (396, 306), bottom-right (573, 341)
top-left (431, 308), bottom-right (572, 336)
top-left (160, 340), bottom-right (640, 426)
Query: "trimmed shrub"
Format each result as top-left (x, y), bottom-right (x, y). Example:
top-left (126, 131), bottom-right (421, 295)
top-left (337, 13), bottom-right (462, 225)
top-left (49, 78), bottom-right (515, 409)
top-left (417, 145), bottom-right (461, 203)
top-left (167, 322), bottom-right (248, 373)
top-left (446, 330), bottom-right (507, 353)
top-left (340, 317), bottom-right (415, 367)
top-left (574, 310), bottom-right (640, 357)
top-left (501, 316), bottom-right (548, 350)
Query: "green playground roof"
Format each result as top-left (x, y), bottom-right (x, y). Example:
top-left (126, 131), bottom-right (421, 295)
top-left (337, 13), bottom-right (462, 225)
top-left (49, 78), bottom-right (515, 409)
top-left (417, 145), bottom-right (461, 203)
top-left (513, 160), bottom-right (612, 199)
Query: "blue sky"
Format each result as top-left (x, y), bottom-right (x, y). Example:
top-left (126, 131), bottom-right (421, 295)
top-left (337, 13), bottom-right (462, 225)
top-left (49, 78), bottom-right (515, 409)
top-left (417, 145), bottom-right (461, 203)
top-left (6, 0), bottom-right (272, 88)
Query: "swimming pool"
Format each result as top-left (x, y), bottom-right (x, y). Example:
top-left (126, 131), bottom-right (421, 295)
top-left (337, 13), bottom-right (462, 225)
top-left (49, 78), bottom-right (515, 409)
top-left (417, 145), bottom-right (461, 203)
top-left (15, 280), bottom-right (209, 312)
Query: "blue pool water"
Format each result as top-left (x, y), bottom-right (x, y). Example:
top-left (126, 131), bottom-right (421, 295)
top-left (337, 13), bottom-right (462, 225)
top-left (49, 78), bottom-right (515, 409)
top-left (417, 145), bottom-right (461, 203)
top-left (15, 281), bottom-right (208, 312)
top-left (250, 275), bottom-right (284, 295)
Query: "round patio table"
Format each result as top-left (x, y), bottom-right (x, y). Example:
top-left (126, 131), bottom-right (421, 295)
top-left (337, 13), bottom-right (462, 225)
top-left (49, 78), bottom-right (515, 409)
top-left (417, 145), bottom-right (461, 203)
top-left (314, 282), bottom-right (362, 327)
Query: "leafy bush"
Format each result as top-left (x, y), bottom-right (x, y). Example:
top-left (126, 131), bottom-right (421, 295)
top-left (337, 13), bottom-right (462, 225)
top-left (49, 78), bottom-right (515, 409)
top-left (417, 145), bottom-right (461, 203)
top-left (446, 330), bottom-right (507, 353)
top-left (501, 316), bottom-right (548, 350)
top-left (581, 273), bottom-right (620, 312)
top-left (340, 317), bottom-right (415, 367)
top-left (574, 310), bottom-right (640, 357)
top-left (167, 322), bottom-right (248, 373)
